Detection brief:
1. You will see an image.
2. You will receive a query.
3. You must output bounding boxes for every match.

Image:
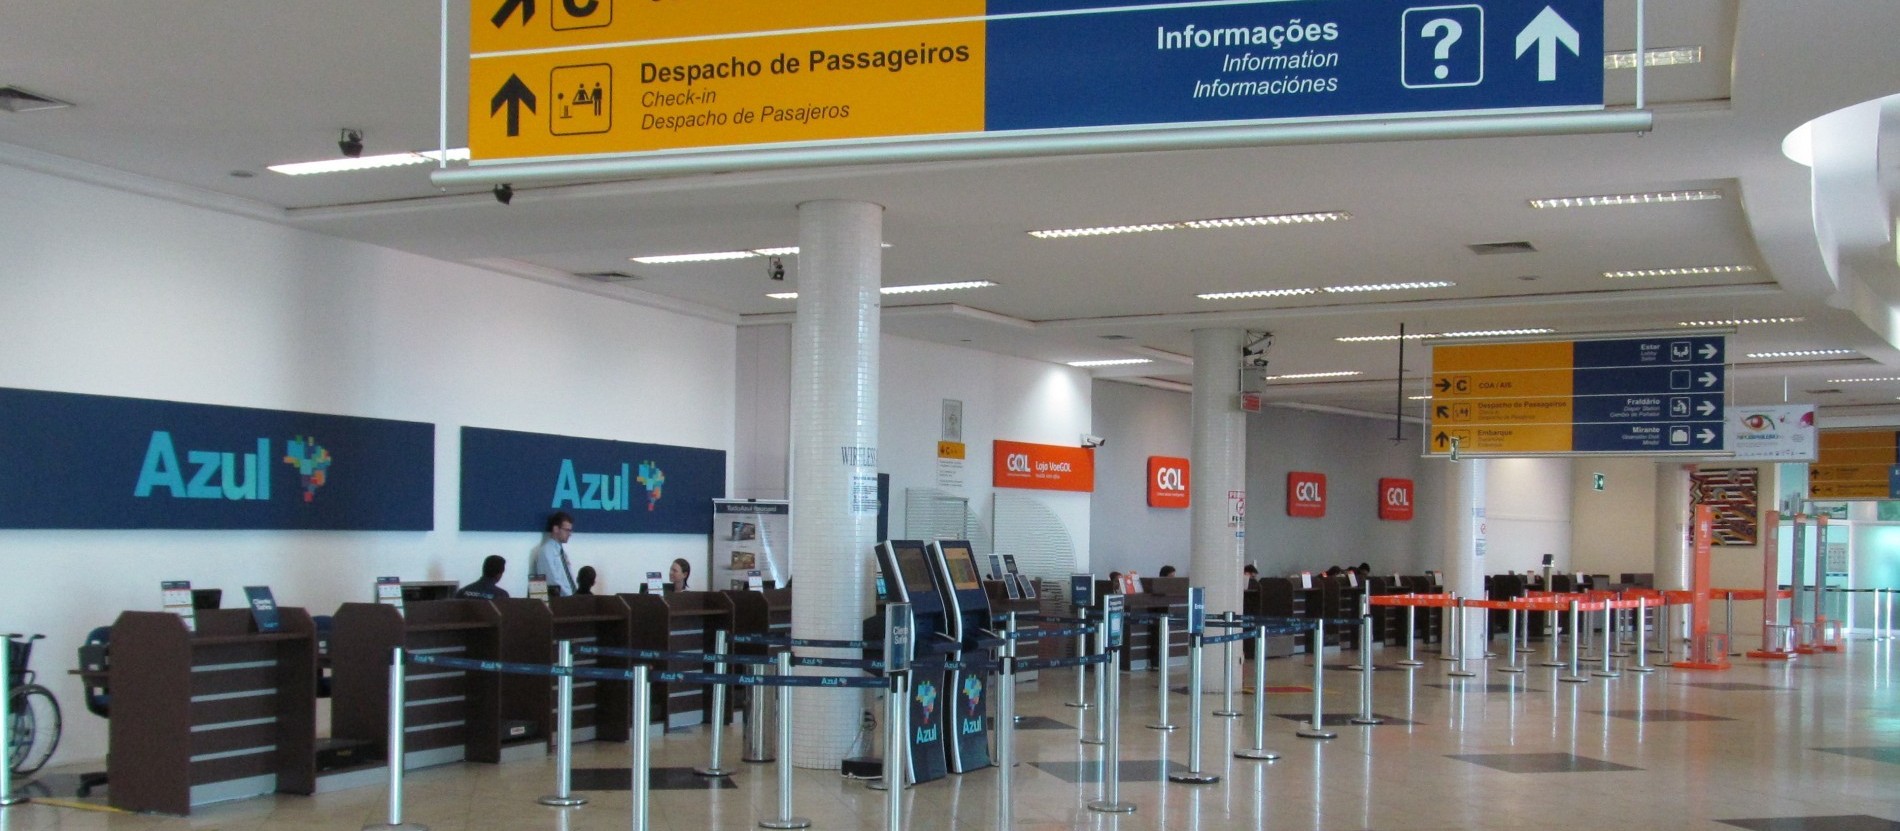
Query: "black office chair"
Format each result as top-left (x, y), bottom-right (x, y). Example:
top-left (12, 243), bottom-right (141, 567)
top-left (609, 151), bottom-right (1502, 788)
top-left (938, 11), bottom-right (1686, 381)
top-left (75, 626), bottom-right (110, 797)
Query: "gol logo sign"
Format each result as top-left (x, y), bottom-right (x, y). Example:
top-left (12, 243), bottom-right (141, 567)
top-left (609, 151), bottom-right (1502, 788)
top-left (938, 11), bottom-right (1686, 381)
top-left (1378, 478), bottom-right (1414, 521)
top-left (1287, 472), bottom-right (1326, 518)
top-left (1147, 456), bottom-right (1189, 508)
top-left (993, 440), bottom-right (1096, 492)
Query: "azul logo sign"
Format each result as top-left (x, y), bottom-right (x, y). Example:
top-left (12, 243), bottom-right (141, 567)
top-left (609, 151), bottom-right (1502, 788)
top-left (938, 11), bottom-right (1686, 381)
top-left (551, 459), bottom-right (666, 511)
top-left (134, 431), bottom-right (334, 503)
top-left (1147, 456), bottom-right (1190, 509)
top-left (1287, 471), bottom-right (1327, 518)
top-left (1378, 478), bottom-right (1415, 521)
top-left (913, 679), bottom-right (941, 744)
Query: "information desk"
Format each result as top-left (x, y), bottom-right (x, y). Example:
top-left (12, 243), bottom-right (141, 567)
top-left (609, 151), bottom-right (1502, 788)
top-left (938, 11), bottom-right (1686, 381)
top-left (108, 608), bottom-right (317, 815)
top-left (549, 594), bottom-right (636, 742)
top-left (624, 591), bottom-right (735, 728)
top-left (330, 600), bottom-right (534, 770)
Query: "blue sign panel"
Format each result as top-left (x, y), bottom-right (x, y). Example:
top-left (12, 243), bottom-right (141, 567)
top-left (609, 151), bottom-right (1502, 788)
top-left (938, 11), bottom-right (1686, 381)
top-left (459, 426), bottom-right (726, 534)
top-left (0, 387), bottom-right (433, 530)
top-left (985, 0), bottom-right (1603, 131)
top-left (1572, 336), bottom-right (1725, 453)
top-left (1186, 586), bottom-right (1206, 635)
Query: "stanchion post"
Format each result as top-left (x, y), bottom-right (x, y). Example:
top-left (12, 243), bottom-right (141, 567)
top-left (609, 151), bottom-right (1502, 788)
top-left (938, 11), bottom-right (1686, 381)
top-left (1235, 622), bottom-right (1281, 761)
top-left (1542, 598), bottom-right (1567, 667)
top-left (884, 670), bottom-right (907, 831)
top-left (998, 613), bottom-right (1017, 826)
top-left (1517, 608), bottom-right (1536, 653)
top-left (631, 665), bottom-right (651, 831)
top-left (539, 640), bottom-right (588, 806)
top-left (365, 647), bottom-right (426, 831)
top-left (1169, 589), bottom-right (1219, 784)
top-left (1559, 601), bottom-right (1588, 684)
top-left (1446, 598), bottom-right (1476, 678)
top-left (1148, 614), bottom-right (1175, 730)
top-left (1877, 588), bottom-right (1889, 641)
top-left (696, 630), bottom-right (732, 777)
top-left (1397, 603), bottom-right (1423, 668)
top-left (1629, 596), bottom-right (1655, 673)
top-left (0, 636), bottom-right (22, 807)
top-left (1069, 628), bottom-right (1091, 709)
top-left (759, 652), bottom-right (810, 829)
top-left (1297, 621), bottom-right (1337, 740)
top-left (1351, 596), bottom-right (1384, 725)
top-left (1087, 596), bottom-right (1135, 814)
top-left (1592, 603), bottom-right (1621, 678)
top-left (1082, 618), bottom-right (1106, 746)
top-left (1439, 593), bottom-right (1461, 662)
top-left (1498, 604), bottom-right (1525, 674)
top-left (1215, 612), bottom-right (1241, 717)
top-left (743, 649), bottom-right (772, 763)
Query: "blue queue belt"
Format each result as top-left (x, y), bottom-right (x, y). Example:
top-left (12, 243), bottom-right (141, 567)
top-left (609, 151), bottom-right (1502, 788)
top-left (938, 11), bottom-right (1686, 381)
top-left (910, 657), bottom-right (999, 673)
top-left (406, 652), bottom-right (886, 688)
top-left (792, 655), bottom-right (885, 671)
top-left (1202, 630), bottom-right (1255, 646)
top-left (1007, 624), bottom-right (1097, 639)
top-left (575, 645), bottom-right (776, 666)
top-left (730, 634), bottom-right (882, 650)
top-left (1014, 653), bottom-right (1114, 672)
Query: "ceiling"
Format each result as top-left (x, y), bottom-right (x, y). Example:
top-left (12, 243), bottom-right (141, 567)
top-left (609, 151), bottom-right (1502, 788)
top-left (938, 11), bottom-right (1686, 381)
top-left (5, 1), bottom-right (1900, 426)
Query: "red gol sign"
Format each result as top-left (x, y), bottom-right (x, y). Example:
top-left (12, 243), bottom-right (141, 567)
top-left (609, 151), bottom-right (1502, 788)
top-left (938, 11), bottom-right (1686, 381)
top-left (1378, 478), bottom-right (1415, 521)
top-left (1147, 456), bottom-right (1190, 508)
top-left (1286, 471), bottom-right (1326, 518)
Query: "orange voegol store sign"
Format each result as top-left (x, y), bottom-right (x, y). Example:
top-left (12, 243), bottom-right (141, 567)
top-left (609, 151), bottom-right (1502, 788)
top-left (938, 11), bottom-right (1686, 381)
top-left (993, 440), bottom-right (1095, 492)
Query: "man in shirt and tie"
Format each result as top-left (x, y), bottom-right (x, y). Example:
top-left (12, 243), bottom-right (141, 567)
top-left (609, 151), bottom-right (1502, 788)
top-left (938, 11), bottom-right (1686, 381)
top-left (532, 511), bottom-right (579, 597)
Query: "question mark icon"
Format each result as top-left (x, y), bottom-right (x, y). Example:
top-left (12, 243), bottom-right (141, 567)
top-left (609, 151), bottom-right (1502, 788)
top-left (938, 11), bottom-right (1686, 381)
top-left (1421, 18), bottom-right (1463, 80)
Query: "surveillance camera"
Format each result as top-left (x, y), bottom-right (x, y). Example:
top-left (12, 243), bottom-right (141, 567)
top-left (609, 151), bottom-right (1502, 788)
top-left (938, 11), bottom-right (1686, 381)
top-left (1081, 434), bottom-right (1107, 448)
top-left (337, 129), bottom-right (364, 158)
top-left (1242, 354), bottom-right (1271, 369)
top-left (1244, 331), bottom-right (1274, 355)
top-left (492, 183), bottom-right (514, 205)
top-left (767, 256), bottom-right (785, 281)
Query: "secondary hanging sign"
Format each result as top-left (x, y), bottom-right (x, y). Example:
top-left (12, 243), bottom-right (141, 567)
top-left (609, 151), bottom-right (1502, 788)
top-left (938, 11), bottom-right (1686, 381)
top-left (467, 0), bottom-right (1604, 161)
top-left (1425, 336), bottom-right (1728, 457)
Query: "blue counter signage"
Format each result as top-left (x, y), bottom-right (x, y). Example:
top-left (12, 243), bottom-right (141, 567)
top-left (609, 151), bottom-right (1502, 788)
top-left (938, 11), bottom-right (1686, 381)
top-left (0, 387), bottom-right (433, 530)
top-left (1103, 594), bottom-right (1125, 648)
top-left (458, 426), bottom-right (726, 534)
top-left (985, 0), bottom-right (1603, 132)
top-left (1070, 573), bottom-right (1094, 609)
top-left (1186, 586), bottom-right (1207, 635)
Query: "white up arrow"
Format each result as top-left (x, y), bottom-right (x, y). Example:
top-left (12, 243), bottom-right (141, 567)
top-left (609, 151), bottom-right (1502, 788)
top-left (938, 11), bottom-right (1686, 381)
top-left (1515, 6), bottom-right (1581, 82)
top-left (1697, 428), bottom-right (1717, 444)
top-left (1698, 372), bottom-right (1719, 388)
top-left (1696, 400), bottom-right (1718, 416)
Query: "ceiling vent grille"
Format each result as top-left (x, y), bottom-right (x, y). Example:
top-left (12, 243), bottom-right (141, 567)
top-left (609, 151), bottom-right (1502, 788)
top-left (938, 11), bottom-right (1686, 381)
top-left (0, 86), bottom-right (73, 113)
top-left (578, 271), bottom-right (642, 283)
top-left (1804, 389), bottom-right (1842, 395)
top-left (1468, 241), bottom-right (1538, 255)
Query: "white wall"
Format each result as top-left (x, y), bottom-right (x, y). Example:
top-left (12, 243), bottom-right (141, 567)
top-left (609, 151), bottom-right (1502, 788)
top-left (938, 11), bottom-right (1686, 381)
top-left (1483, 457), bottom-right (1574, 574)
top-left (0, 162), bottom-right (737, 765)
top-left (1568, 457), bottom-right (1660, 577)
top-left (1087, 380), bottom-right (1192, 577)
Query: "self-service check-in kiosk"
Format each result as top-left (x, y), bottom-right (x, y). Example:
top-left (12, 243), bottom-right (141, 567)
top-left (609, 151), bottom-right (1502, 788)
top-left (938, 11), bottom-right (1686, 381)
top-left (871, 540), bottom-right (951, 784)
top-left (928, 539), bottom-right (994, 773)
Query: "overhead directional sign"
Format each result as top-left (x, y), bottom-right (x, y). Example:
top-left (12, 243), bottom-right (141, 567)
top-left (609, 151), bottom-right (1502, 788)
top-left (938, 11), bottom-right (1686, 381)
top-left (467, 0), bottom-right (1604, 161)
top-left (1425, 336), bottom-right (1727, 457)
top-left (1810, 428), bottom-right (1900, 500)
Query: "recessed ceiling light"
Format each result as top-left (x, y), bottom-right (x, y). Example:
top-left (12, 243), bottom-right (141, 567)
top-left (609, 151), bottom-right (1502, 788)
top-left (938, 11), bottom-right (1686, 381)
top-left (1336, 333), bottom-right (1441, 343)
top-left (1031, 211), bottom-right (1349, 239)
top-left (1746, 349), bottom-right (1857, 359)
top-left (1335, 327), bottom-right (1552, 343)
top-left (765, 280), bottom-right (997, 301)
top-left (1197, 288), bottom-right (1319, 300)
top-left (1261, 371), bottom-right (1363, 381)
top-left (1321, 281), bottom-right (1455, 293)
top-left (1606, 265), bottom-right (1756, 279)
top-left (1066, 358), bottom-right (1154, 367)
top-left (752, 247), bottom-right (800, 257)
top-left (1528, 189), bottom-right (1723, 209)
top-left (1603, 46), bottom-right (1704, 70)
top-left (1408, 395), bottom-right (1432, 401)
top-left (632, 251), bottom-right (758, 264)
top-left (1825, 376), bottom-right (1900, 384)
top-left (268, 147), bottom-right (468, 176)
top-left (1677, 317), bottom-right (1804, 327)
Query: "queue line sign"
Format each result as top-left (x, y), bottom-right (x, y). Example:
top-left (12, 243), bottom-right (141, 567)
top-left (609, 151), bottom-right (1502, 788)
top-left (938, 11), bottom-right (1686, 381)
top-left (1809, 428), bottom-right (1900, 499)
top-left (1425, 336), bottom-right (1727, 457)
top-left (466, 0), bottom-right (1605, 162)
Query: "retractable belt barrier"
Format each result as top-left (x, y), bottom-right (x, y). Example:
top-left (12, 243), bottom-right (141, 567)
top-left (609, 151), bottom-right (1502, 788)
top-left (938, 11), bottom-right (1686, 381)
top-left (1007, 624), bottom-right (1097, 639)
top-left (730, 634), bottom-right (882, 650)
top-left (576, 645), bottom-right (777, 666)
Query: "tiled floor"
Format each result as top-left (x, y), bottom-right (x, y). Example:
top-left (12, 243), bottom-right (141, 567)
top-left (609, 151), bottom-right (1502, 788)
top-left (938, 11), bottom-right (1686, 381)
top-left (7, 637), bottom-right (1897, 831)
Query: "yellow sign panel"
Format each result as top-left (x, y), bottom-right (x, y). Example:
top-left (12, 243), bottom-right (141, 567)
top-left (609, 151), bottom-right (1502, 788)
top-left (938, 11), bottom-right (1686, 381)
top-left (1429, 396), bottom-right (1574, 426)
top-left (1428, 424), bottom-right (1574, 455)
top-left (937, 441), bottom-right (966, 460)
top-left (1429, 368), bottom-right (1573, 400)
top-left (1431, 341), bottom-right (1574, 373)
top-left (469, 23), bottom-right (986, 160)
top-left (1810, 428), bottom-right (1899, 499)
top-left (471, 0), bottom-right (983, 54)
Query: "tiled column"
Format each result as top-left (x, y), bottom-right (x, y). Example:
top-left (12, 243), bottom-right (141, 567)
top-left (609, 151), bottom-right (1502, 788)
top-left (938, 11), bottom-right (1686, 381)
top-left (1439, 457), bottom-right (1488, 658)
top-left (789, 199), bottom-right (881, 768)
top-left (1190, 328), bottom-right (1245, 691)
top-left (1653, 463), bottom-right (1692, 590)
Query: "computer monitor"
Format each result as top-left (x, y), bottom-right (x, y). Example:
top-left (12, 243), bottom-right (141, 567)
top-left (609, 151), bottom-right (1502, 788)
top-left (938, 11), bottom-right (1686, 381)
top-left (191, 588), bottom-right (222, 610)
top-left (943, 548), bottom-right (982, 591)
top-left (895, 545), bottom-right (937, 595)
top-left (401, 581), bottom-right (458, 603)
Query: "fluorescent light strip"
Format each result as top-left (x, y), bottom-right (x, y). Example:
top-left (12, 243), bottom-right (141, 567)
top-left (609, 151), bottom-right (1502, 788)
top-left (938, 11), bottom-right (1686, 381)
top-left (766, 280), bottom-right (997, 300)
top-left (268, 148), bottom-right (469, 176)
top-left (751, 247), bottom-right (799, 257)
top-left (1261, 371), bottom-right (1363, 381)
top-left (1606, 265), bottom-right (1755, 279)
top-left (1746, 350), bottom-right (1857, 359)
top-left (1321, 281), bottom-right (1454, 294)
top-left (1529, 189), bottom-right (1723, 209)
top-left (632, 251), bottom-right (757, 264)
top-left (1336, 327), bottom-right (1552, 343)
top-left (1408, 395), bottom-right (1432, 401)
top-left (1197, 288), bottom-right (1318, 300)
top-left (1066, 359), bottom-right (1154, 368)
top-left (1825, 377), bottom-right (1900, 384)
top-left (1604, 46), bottom-right (1704, 70)
top-left (1031, 211), bottom-right (1349, 239)
top-left (1677, 317), bottom-right (1804, 327)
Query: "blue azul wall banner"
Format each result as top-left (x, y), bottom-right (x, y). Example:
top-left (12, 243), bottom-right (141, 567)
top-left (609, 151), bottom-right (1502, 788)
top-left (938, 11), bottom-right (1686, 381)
top-left (985, 0), bottom-right (1604, 131)
top-left (458, 426), bottom-right (726, 534)
top-left (0, 387), bottom-right (434, 530)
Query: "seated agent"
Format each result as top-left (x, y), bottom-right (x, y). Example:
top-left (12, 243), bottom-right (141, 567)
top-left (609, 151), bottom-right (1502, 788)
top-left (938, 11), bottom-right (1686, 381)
top-left (668, 558), bottom-right (691, 592)
top-left (574, 565), bottom-right (597, 596)
top-left (1157, 565), bottom-right (1178, 578)
top-left (456, 555), bottom-right (510, 600)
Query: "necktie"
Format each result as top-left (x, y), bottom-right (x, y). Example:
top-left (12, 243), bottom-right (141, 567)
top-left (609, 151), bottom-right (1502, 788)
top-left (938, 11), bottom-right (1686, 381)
top-left (559, 545), bottom-right (575, 589)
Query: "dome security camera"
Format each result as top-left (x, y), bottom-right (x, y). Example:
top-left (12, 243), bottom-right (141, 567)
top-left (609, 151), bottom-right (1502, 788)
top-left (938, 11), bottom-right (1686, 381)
top-left (337, 129), bottom-right (364, 158)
